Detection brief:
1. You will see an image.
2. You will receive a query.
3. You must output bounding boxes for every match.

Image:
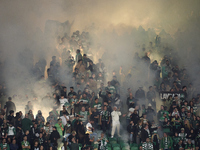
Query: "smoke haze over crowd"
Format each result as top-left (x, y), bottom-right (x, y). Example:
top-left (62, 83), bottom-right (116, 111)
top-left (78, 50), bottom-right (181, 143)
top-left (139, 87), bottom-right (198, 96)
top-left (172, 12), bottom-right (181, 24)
top-left (0, 0), bottom-right (200, 114)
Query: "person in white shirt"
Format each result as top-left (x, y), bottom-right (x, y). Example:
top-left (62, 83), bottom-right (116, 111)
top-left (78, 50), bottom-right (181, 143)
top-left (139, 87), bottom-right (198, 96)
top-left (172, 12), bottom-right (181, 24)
top-left (86, 119), bottom-right (97, 141)
top-left (7, 123), bottom-right (16, 138)
top-left (111, 106), bottom-right (121, 138)
top-left (59, 95), bottom-right (69, 110)
top-left (60, 112), bottom-right (70, 126)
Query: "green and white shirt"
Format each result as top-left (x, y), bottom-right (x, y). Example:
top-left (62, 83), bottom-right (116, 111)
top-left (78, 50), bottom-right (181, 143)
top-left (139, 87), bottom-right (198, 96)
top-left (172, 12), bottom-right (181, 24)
top-left (0, 143), bottom-right (10, 150)
top-left (93, 102), bottom-right (102, 112)
top-left (161, 136), bottom-right (173, 149)
top-left (100, 110), bottom-right (110, 121)
top-left (98, 137), bottom-right (108, 150)
top-left (142, 142), bottom-right (153, 150)
top-left (79, 111), bottom-right (89, 123)
top-left (79, 98), bottom-right (89, 104)
top-left (7, 126), bottom-right (16, 136)
top-left (106, 86), bottom-right (116, 97)
top-left (21, 140), bottom-right (30, 150)
top-left (70, 98), bottom-right (78, 104)
top-left (64, 102), bottom-right (71, 108)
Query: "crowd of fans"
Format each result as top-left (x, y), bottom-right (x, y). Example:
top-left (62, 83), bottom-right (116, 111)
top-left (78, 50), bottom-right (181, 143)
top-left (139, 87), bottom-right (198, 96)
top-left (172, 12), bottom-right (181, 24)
top-left (0, 29), bottom-right (200, 150)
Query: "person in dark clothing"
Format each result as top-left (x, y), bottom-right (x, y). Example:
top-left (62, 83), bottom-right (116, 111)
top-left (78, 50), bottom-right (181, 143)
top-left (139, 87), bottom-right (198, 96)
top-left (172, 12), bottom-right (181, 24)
top-left (130, 109), bottom-right (140, 125)
top-left (141, 124), bottom-right (150, 143)
top-left (4, 97), bottom-right (16, 116)
top-left (151, 131), bottom-right (159, 150)
top-left (61, 87), bottom-right (67, 98)
top-left (43, 139), bottom-right (50, 150)
top-left (77, 121), bottom-right (85, 144)
top-left (49, 126), bottom-right (60, 149)
top-left (10, 139), bottom-right (18, 150)
top-left (76, 49), bottom-right (82, 63)
top-left (90, 107), bottom-right (99, 129)
top-left (99, 90), bottom-right (113, 105)
top-left (32, 141), bottom-right (40, 150)
top-left (100, 105), bottom-right (111, 133)
top-left (110, 76), bottom-right (120, 87)
top-left (175, 140), bottom-right (184, 150)
top-left (50, 56), bottom-right (57, 66)
top-left (147, 86), bottom-right (156, 109)
top-left (142, 52), bottom-right (151, 65)
top-left (83, 134), bottom-right (93, 147)
top-left (68, 87), bottom-right (77, 99)
top-left (86, 61), bottom-right (97, 74)
top-left (0, 103), bottom-right (5, 116)
top-left (127, 121), bottom-right (136, 143)
top-left (181, 86), bottom-right (187, 100)
top-left (30, 123), bottom-right (40, 143)
top-left (135, 87), bottom-right (145, 101)
top-left (23, 130), bottom-right (31, 144)
top-left (22, 114), bottom-right (33, 133)
top-left (7, 110), bottom-right (15, 124)
top-left (68, 131), bottom-right (78, 144)
top-left (70, 137), bottom-right (79, 150)
top-left (82, 54), bottom-right (92, 68)
top-left (127, 93), bottom-right (137, 108)
top-left (146, 104), bottom-right (156, 123)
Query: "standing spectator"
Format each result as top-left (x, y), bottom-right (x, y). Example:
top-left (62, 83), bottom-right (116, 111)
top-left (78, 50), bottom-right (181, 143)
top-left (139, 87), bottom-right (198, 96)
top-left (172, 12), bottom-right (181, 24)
top-left (151, 130), bottom-right (159, 150)
top-left (106, 81), bottom-right (116, 99)
top-left (135, 87), bottom-right (145, 101)
top-left (127, 120), bottom-right (136, 143)
top-left (49, 126), bottom-right (60, 149)
top-left (35, 110), bottom-right (45, 125)
top-left (27, 110), bottom-right (34, 121)
top-left (22, 114), bottom-right (33, 133)
top-left (7, 110), bottom-right (15, 124)
top-left (147, 86), bottom-right (156, 109)
top-left (55, 118), bottom-right (64, 137)
top-left (100, 106), bottom-right (111, 133)
top-left (4, 97), bottom-right (16, 117)
top-left (78, 106), bottom-right (89, 125)
top-left (127, 92), bottom-right (137, 109)
top-left (146, 103), bottom-right (156, 123)
top-left (75, 49), bottom-right (82, 63)
top-left (141, 124), bottom-right (151, 143)
top-left (7, 123), bottom-right (16, 139)
top-left (25, 101), bottom-right (33, 115)
top-left (70, 137), bottom-right (79, 150)
top-left (111, 106), bottom-right (121, 138)
top-left (86, 119), bottom-right (97, 141)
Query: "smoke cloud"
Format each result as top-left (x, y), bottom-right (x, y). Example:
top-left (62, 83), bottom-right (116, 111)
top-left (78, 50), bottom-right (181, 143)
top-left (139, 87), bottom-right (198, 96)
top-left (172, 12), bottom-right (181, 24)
top-left (0, 0), bottom-right (200, 119)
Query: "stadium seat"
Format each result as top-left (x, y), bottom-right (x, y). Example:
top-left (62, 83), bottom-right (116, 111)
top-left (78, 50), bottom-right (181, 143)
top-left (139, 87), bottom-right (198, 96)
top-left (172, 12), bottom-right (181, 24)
top-left (110, 140), bottom-right (117, 144)
top-left (122, 147), bottom-right (129, 150)
top-left (109, 137), bottom-right (117, 141)
top-left (120, 143), bottom-right (129, 148)
top-left (130, 146), bottom-right (138, 150)
top-left (112, 143), bottom-right (120, 148)
top-left (118, 139), bottom-right (124, 144)
top-left (113, 147), bottom-right (121, 150)
top-left (107, 143), bottom-right (111, 147)
top-left (130, 143), bottom-right (138, 147)
top-left (107, 147), bottom-right (112, 150)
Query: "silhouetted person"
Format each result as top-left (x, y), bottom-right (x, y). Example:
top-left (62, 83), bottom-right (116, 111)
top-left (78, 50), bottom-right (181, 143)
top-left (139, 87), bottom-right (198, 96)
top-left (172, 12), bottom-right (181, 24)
top-left (4, 97), bottom-right (16, 117)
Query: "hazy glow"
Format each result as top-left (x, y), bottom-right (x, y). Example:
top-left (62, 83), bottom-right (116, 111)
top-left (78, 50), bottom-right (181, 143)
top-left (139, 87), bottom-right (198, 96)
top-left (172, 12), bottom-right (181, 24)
top-left (0, 0), bottom-right (200, 118)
